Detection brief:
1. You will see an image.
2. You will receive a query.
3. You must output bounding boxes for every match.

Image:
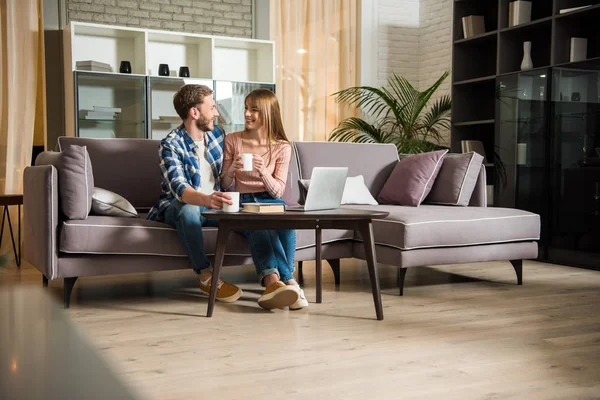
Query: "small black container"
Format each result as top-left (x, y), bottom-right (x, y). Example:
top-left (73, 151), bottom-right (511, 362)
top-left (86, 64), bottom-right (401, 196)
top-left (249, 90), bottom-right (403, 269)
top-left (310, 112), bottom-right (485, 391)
top-left (158, 64), bottom-right (170, 76)
top-left (119, 61), bottom-right (132, 74)
top-left (179, 66), bottom-right (190, 77)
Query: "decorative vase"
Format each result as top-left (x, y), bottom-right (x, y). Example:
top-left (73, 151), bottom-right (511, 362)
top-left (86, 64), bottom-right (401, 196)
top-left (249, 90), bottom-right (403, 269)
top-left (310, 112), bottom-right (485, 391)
top-left (520, 41), bottom-right (533, 71)
top-left (158, 63), bottom-right (170, 76)
top-left (179, 66), bottom-right (190, 77)
top-left (119, 61), bottom-right (131, 74)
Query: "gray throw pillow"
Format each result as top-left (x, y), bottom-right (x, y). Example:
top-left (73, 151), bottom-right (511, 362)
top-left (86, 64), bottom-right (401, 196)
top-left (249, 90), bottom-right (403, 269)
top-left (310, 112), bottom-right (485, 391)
top-left (377, 150), bottom-right (448, 207)
top-left (35, 145), bottom-right (94, 219)
top-left (425, 152), bottom-right (484, 206)
top-left (91, 187), bottom-right (138, 217)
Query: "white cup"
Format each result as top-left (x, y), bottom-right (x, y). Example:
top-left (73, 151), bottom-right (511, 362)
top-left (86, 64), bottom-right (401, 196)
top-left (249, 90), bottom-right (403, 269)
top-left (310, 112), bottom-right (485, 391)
top-left (241, 153), bottom-right (253, 171)
top-left (221, 192), bottom-right (240, 213)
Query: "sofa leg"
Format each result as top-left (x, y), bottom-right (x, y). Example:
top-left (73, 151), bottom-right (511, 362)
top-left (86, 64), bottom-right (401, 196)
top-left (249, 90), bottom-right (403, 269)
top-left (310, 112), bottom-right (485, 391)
top-left (42, 275), bottom-right (48, 288)
top-left (64, 277), bottom-right (78, 308)
top-left (397, 268), bottom-right (408, 296)
top-left (510, 260), bottom-right (523, 285)
top-left (327, 259), bottom-right (341, 285)
top-left (297, 261), bottom-right (304, 285)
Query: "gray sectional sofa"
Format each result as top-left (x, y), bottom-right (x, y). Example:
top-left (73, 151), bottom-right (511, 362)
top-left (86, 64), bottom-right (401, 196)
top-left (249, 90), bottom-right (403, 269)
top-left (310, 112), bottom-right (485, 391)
top-left (24, 137), bottom-right (541, 307)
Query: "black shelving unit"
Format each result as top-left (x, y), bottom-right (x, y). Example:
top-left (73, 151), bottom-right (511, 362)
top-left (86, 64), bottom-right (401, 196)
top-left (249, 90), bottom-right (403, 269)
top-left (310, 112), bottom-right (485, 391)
top-left (452, 0), bottom-right (600, 269)
top-left (452, 0), bottom-right (600, 167)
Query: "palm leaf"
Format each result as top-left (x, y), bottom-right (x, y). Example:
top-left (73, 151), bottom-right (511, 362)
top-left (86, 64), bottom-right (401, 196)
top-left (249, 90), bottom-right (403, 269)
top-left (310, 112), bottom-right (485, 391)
top-left (332, 86), bottom-right (399, 121)
top-left (329, 71), bottom-right (452, 155)
top-left (420, 94), bottom-right (452, 140)
top-left (329, 117), bottom-right (395, 144)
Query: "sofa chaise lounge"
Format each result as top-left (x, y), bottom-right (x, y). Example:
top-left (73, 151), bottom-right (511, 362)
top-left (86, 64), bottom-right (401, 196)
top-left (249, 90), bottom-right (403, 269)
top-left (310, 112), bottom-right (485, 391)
top-left (24, 137), bottom-right (540, 307)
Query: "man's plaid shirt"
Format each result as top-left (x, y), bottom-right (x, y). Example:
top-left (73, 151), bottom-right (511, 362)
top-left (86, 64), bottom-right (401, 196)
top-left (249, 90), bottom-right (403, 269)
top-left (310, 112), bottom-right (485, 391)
top-left (147, 124), bottom-right (225, 221)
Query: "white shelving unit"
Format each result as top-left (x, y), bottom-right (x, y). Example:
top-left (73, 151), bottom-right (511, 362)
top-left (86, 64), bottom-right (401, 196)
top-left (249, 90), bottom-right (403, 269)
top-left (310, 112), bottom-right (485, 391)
top-left (63, 21), bottom-right (276, 138)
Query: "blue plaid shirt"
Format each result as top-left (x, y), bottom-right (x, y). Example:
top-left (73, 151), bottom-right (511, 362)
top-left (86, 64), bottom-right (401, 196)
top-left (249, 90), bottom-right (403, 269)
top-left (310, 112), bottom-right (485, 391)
top-left (147, 124), bottom-right (225, 221)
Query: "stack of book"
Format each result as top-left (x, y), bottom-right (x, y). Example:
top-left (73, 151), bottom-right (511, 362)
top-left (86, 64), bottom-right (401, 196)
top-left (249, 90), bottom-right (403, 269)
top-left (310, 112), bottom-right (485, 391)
top-left (76, 60), bottom-right (112, 72)
top-left (79, 106), bottom-right (121, 120)
top-left (242, 203), bottom-right (286, 213)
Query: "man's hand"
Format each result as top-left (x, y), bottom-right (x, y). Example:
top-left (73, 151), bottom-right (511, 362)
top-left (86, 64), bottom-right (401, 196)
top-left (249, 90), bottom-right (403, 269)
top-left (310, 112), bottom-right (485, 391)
top-left (206, 191), bottom-right (233, 209)
top-left (252, 154), bottom-right (267, 176)
top-left (227, 155), bottom-right (244, 177)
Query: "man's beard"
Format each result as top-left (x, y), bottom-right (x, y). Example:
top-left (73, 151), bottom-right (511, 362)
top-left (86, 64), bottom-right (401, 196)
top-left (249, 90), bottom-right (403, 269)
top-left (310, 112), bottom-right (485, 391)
top-left (195, 114), bottom-right (213, 131)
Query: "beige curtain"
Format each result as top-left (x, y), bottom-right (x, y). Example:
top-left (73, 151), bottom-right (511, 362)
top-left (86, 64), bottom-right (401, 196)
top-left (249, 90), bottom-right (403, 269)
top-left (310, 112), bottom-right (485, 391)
top-left (270, 0), bottom-right (359, 141)
top-left (0, 0), bottom-right (46, 262)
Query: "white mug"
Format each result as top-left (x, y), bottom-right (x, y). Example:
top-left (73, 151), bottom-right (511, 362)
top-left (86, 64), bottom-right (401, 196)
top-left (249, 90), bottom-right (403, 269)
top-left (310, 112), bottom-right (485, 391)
top-left (241, 153), bottom-right (253, 171)
top-left (221, 192), bottom-right (240, 213)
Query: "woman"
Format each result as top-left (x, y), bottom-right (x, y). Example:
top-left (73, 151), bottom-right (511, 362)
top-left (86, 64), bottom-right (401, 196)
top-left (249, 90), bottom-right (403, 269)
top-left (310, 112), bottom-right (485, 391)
top-left (221, 89), bottom-right (308, 311)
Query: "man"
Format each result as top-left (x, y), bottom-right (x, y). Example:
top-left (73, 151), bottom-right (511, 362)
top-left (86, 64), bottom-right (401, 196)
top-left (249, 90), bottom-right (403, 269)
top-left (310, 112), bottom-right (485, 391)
top-left (147, 84), bottom-right (242, 303)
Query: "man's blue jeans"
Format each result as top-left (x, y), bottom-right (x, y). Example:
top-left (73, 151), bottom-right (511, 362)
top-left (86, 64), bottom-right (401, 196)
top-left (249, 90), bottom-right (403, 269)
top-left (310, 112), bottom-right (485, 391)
top-left (238, 192), bottom-right (297, 284)
top-left (163, 201), bottom-right (218, 274)
top-left (164, 196), bottom-right (297, 283)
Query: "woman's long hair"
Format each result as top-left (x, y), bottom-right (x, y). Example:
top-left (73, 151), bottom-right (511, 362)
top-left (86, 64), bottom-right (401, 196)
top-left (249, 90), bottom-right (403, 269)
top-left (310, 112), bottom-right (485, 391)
top-left (244, 89), bottom-right (290, 166)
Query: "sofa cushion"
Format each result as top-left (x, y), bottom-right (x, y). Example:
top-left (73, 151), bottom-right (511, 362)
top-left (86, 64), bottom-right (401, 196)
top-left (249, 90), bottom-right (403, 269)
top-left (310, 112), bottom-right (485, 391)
top-left (299, 175), bottom-right (378, 205)
top-left (35, 145), bottom-right (94, 220)
top-left (59, 216), bottom-right (353, 256)
top-left (344, 204), bottom-right (540, 250)
top-left (91, 187), bottom-right (138, 218)
top-left (59, 216), bottom-right (250, 257)
top-left (293, 141), bottom-right (398, 200)
top-left (426, 152), bottom-right (484, 206)
top-left (377, 150), bottom-right (448, 207)
top-left (58, 137), bottom-right (162, 211)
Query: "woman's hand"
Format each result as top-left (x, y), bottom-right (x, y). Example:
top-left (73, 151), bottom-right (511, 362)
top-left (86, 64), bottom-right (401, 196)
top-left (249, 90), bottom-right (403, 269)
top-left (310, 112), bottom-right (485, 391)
top-left (226, 155), bottom-right (244, 177)
top-left (252, 154), bottom-right (267, 176)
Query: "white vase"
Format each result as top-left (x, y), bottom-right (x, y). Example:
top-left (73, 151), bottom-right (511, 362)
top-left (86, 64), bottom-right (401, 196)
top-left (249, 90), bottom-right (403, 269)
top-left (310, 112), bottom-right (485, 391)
top-left (521, 41), bottom-right (533, 71)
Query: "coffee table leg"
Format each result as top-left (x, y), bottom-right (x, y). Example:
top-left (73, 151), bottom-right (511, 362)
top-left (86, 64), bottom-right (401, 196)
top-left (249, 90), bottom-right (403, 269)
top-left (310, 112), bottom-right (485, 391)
top-left (207, 223), bottom-right (231, 317)
top-left (315, 226), bottom-right (322, 303)
top-left (359, 220), bottom-right (383, 321)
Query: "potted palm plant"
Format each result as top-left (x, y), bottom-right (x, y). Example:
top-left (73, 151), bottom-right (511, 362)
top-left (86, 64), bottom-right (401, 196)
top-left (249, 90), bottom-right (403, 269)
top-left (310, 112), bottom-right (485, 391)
top-left (329, 72), bottom-right (451, 154)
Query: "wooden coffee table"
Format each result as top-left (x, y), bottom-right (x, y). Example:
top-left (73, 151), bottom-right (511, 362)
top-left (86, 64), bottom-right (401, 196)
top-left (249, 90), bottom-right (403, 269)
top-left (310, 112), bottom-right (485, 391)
top-left (202, 208), bottom-right (389, 320)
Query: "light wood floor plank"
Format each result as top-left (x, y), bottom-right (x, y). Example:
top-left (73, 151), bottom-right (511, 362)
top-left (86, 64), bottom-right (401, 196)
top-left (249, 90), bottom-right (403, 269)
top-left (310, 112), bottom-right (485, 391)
top-left (1, 258), bottom-right (600, 399)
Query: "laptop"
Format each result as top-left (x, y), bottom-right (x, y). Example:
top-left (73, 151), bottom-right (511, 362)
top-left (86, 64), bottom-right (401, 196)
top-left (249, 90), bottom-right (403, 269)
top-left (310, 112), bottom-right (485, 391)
top-left (287, 167), bottom-right (348, 211)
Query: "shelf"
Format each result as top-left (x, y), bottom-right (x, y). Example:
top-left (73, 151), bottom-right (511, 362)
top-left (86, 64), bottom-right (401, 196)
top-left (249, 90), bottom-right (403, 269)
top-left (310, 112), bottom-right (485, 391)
top-left (497, 66), bottom-right (550, 78)
top-left (553, 55), bottom-right (600, 68)
top-left (74, 70), bottom-right (147, 78)
top-left (454, 30), bottom-right (497, 44)
top-left (453, 75), bottom-right (496, 85)
top-left (453, 119), bottom-right (495, 126)
top-left (500, 17), bottom-right (553, 34)
top-left (555, 3), bottom-right (600, 19)
top-left (79, 119), bottom-right (144, 125)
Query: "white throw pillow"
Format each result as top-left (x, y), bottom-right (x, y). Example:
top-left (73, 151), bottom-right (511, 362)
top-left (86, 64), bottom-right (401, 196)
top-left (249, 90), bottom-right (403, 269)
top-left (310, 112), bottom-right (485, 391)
top-left (91, 187), bottom-right (138, 218)
top-left (300, 175), bottom-right (378, 205)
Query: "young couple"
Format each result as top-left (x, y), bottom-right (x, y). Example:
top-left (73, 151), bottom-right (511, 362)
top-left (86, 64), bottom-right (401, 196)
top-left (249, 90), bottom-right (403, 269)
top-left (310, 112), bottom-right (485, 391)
top-left (147, 84), bottom-right (307, 311)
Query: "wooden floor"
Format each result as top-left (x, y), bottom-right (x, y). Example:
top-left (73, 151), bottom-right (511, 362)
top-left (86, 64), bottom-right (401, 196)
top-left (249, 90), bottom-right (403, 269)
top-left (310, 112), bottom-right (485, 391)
top-left (2, 257), bottom-right (600, 400)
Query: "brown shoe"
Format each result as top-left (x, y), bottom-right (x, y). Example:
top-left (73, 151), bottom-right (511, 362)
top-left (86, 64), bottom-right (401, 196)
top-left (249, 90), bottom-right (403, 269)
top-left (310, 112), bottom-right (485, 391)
top-left (198, 275), bottom-right (242, 303)
top-left (258, 281), bottom-right (299, 310)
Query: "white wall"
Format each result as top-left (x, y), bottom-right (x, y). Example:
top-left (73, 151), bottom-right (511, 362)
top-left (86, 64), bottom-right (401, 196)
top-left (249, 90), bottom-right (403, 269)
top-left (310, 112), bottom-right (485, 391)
top-left (361, 0), bottom-right (453, 143)
top-left (419, 0), bottom-right (453, 144)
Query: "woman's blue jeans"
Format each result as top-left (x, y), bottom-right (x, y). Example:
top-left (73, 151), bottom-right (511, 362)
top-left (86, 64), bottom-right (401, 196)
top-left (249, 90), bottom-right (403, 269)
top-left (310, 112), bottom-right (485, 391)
top-left (238, 192), bottom-right (297, 284)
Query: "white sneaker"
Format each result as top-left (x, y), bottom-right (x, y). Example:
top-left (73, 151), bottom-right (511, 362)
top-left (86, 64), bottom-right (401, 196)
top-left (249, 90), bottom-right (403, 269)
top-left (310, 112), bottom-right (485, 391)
top-left (289, 285), bottom-right (309, 310)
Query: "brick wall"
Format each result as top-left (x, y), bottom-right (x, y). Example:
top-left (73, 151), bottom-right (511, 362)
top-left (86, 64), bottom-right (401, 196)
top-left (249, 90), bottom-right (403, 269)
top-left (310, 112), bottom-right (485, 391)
top-left (418, 0), bottom-right (452, 144)
top-left (66, 0), bottom-right (252, 38)
top-left (373, 0), bottom-right (452, 145)
top-left (376, 0), bottom-right (420, 87)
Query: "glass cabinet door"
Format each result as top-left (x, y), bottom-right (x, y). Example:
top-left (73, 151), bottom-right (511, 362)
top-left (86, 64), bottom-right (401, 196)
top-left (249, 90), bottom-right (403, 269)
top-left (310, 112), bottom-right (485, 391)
top-left (214, 81), bottom-right (276, 134)
top-left (148, 77), bottom-right (214, 140)
top-left (75, 72), bottom-right (146, 139)
top-left (496, 69), bottom-right (550, 254)
top-left (548, 67), bottom-right (600, 267)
